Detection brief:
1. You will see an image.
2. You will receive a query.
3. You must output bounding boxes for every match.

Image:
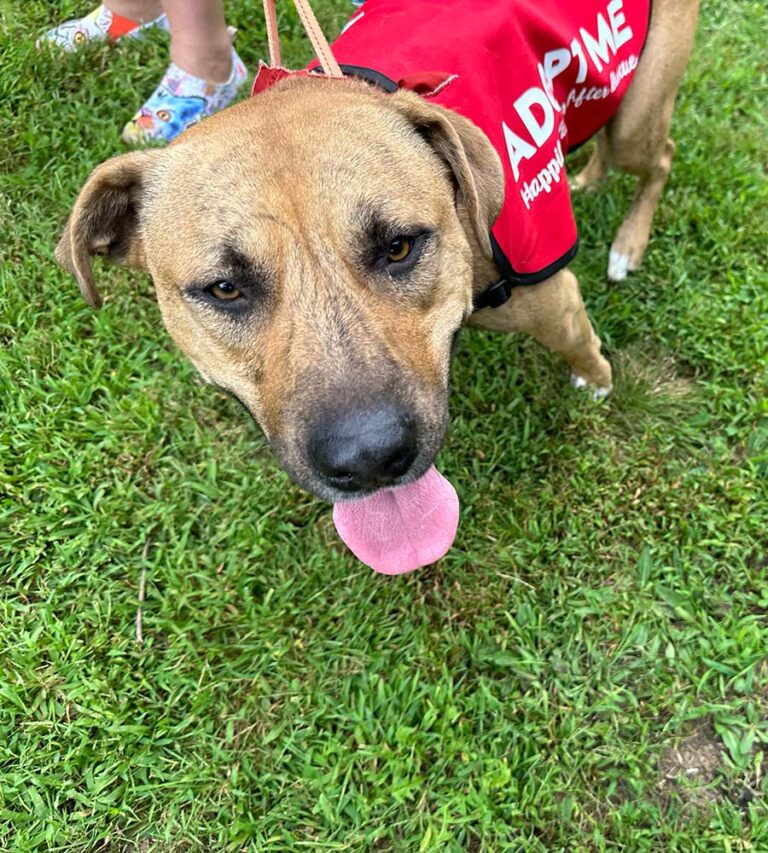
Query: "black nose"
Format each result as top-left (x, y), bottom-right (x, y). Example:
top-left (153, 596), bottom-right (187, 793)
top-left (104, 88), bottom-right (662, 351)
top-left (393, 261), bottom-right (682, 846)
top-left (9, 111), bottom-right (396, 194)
top-left (308, 404), bottom-right (418, 492)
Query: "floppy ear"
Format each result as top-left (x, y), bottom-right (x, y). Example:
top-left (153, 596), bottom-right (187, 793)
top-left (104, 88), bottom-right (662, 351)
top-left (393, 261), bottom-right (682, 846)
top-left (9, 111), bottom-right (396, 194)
top-left (56, 150), bottom-right (160, 309)
top-left (390, 90), bottom-right (504, 260)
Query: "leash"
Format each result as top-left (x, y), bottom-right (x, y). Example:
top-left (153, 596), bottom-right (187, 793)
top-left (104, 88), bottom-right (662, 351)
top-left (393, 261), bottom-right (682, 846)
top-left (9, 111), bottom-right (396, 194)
top-left (262, 0), bottom-right (343, 78)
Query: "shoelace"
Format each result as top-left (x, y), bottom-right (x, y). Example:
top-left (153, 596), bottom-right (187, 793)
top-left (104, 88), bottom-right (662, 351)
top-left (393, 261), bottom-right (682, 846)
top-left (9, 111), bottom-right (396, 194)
top-left (261, 0), bottom-right (343, 77)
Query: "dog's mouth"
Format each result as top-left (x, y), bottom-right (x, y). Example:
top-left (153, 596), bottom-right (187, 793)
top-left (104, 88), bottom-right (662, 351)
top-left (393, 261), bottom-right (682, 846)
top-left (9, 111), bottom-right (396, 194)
top-left (228, 382), bottom-right (460, 573)
top-left (271, 397), bottom-right (459, 574)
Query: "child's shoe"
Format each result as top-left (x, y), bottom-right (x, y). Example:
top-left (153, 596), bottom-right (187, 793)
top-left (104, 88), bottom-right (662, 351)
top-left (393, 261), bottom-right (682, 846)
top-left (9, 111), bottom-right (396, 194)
top-left (121, 48), bottom-right (248, 145)
top-left (37, 5), bottom-right (168, 51)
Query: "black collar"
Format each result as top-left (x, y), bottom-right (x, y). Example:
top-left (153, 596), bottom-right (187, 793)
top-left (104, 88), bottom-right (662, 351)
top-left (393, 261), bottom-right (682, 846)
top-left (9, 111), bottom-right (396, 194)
top-left (472, 235), bottom-right (580, 311)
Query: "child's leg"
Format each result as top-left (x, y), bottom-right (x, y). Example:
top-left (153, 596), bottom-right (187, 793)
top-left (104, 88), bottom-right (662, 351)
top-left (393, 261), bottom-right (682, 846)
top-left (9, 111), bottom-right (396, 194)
top-left (108, 1), bottom-right (163, 21)
top-left (163, 0), bottom-right (233, 84)
top-left (121, 1), bottom-right (248, 145)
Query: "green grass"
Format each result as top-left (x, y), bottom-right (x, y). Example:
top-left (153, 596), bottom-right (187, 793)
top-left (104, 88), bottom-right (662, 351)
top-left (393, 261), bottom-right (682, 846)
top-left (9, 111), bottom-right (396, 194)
top-left (1, 1), bottom-right (767, 849)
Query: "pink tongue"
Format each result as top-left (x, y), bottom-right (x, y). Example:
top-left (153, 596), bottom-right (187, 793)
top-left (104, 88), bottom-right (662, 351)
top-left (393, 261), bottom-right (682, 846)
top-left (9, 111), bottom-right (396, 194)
top-left (332, 465), bottom-right (459, 575)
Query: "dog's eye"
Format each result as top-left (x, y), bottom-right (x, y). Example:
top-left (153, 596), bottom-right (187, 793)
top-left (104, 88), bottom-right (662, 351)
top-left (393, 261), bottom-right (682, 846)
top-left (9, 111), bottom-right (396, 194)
top-left (207, 281), bottom-right (242, 301)
top-left (365, 228), bottom-right (431, 278)
top-left (387, 237), bottom-right (413, 263)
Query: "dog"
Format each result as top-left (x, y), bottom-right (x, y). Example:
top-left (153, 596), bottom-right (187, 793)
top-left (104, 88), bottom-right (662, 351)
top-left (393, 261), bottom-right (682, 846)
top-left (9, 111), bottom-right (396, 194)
top-left (56, 0), bottom-right (699, 572)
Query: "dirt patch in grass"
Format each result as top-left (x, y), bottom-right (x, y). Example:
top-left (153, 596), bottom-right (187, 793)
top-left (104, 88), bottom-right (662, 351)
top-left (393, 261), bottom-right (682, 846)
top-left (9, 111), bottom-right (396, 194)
top-left (658, 723), bottom-right (723, 810)
top-left (623, 350), bottom-right (699, 399)
top-left (658, 716), bottom-right (767, 820)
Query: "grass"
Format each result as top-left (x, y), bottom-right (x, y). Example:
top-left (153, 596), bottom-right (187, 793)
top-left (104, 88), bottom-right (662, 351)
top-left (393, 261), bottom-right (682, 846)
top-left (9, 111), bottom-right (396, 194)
top-left (1, 0), bottom-right (767, 849)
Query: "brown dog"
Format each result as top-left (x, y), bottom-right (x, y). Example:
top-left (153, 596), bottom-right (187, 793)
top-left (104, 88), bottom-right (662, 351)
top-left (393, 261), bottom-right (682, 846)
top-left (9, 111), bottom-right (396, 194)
top-left (56, 0), bottom-right (699, 568)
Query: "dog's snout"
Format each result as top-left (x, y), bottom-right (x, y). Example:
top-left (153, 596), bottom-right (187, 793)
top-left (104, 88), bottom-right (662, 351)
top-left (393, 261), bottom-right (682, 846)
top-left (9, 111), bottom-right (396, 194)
top-left (308, 405), bottom-right (418, 493)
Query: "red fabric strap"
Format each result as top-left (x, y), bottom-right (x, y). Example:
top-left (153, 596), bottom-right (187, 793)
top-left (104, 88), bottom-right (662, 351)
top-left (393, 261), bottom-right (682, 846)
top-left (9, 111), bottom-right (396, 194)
top-left (106, 12), bottom-right (142, 39)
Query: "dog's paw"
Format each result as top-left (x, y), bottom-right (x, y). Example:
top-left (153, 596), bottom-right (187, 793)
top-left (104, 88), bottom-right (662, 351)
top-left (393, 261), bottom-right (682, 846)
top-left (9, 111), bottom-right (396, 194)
top-left (570, 173), bottom-right (601, 193)
top-left (607, 248), bottom-right (635, 282)
top-left (570, 372), bottom-right (611, 401)
top-left (570, 154), bottom-right (607, 192)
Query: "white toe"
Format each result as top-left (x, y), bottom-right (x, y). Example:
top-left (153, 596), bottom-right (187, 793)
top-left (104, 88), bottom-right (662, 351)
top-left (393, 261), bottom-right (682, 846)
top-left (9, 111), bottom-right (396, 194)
top-left (607, 248), bottom-right (630, 281)
top-left (571, 373), bottom-right (612, 400)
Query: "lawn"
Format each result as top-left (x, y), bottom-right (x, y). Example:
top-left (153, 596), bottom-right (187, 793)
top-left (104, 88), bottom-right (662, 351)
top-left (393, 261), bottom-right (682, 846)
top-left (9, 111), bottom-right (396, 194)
top-left (1, 1), bottom-right (767, 849)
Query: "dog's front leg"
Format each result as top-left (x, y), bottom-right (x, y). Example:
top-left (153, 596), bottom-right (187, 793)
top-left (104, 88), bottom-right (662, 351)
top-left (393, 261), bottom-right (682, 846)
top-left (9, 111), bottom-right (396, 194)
top-left (469, 268), bottom-right (612, 397)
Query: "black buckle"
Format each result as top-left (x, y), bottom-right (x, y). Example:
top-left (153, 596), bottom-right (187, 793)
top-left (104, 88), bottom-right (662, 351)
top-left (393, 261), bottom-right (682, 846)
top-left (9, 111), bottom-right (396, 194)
top-left (472, 234), bottom-right (581, 312)
top-left (473, 277), bottom-right (512, 312)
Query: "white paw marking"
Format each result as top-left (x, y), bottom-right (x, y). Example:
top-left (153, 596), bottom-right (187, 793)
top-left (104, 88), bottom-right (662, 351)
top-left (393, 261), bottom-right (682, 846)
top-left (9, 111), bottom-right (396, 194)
top-left (571, 373), bottom-right (612, 401)
top-left (607, 248), bottom-right (631, 281)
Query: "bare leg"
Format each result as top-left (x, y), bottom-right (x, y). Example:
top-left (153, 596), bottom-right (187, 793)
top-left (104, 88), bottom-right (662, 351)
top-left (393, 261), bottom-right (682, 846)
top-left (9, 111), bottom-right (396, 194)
top-left (162, 0), bottom-right (233, 84)
top-left (470, 269), bottom-right (612, 394)
top-left (105, 0), bottom-right (163, 22)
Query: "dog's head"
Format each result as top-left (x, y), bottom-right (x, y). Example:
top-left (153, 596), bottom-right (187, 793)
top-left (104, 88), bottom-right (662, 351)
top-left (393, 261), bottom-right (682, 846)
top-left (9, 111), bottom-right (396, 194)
top-left (57, 79), bottom-right (503, 501)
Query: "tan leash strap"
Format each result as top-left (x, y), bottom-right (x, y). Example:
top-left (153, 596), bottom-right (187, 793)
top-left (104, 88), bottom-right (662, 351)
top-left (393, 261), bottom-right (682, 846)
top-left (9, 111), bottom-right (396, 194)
top-left (263, 0), bottom-right (282, 67)
top-left (262, 0), bottom-right (344, 78)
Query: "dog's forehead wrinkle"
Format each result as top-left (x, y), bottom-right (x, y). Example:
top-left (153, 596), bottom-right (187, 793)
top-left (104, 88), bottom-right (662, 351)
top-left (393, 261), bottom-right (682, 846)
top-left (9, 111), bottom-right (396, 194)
top-left (355, 204), bottom-right (436, 242)
top-left (149, 143), bottom-right (265, 212)
top-left (294, 277), bottom-right (369, 355)
top-left (154, 109), bottom-right (452, 245)
top-left (219, 242), bottom-right (269, 276)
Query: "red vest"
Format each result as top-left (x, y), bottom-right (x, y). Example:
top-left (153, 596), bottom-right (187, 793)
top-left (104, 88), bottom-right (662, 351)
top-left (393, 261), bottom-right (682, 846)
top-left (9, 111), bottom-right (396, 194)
top-left (253, 0), bottom-right (650, 285)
